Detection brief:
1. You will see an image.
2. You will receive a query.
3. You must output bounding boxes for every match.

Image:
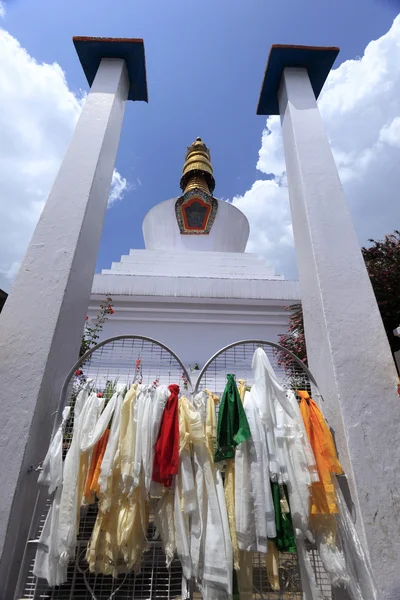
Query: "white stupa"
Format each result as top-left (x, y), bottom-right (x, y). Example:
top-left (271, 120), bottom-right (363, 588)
top-left (89, 138), bottom-right (300, 367)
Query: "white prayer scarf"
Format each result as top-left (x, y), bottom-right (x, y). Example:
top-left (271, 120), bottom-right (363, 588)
top-left (275, 389), bottom-right (318, 538)
top-left (38, 406), bottom-right (71, 494)
top-left (141, 386), bottom-right (155, 493)
top-left (186, 394), bottom-right (232, 599)
top-left (80, 391), bottom-right (118, 453)
top-left (174, 471), bottom-right (192, 596)
top-left (79, 394), bottom-right (104, 452)
top-left (58, 385), bottom-right (98, 564)
top-left (251, 348), bottom-right (296, 480)
top-left (235, 390), bottom-right (276, 552)
top-left (132, 384), bottom-right (150, 488)
top-left (295, 531), bottom-right (324, 600)
top-left (179, 397), bottom-right (197, 515)
top-left (333, 476), bottom-right (378, 600)
top-left (34, 487), bottom-right (68, 586)
top-left (258, 353), bottom-right (322, 596)
top-left (150, 385), bottom-right (170, 497)
top-left (97, 392), bottom-right (124, 511)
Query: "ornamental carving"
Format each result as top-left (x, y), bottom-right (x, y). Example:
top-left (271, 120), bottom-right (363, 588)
top-left (175, 188), bottom-right (218, 235)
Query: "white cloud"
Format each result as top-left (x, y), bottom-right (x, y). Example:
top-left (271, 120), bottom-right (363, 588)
top-left (0, 29), bottom-right (129, 291)
top-left (109, 169), bottom-right (128, 206)
top-left (0, 2), bottom-right (5, 19)
top-left (379, 116), bottom-right (400, 147)
top-left (233, 180), bottom-right (295, 278)
top-left (233, 16), bottom-right (400, 279)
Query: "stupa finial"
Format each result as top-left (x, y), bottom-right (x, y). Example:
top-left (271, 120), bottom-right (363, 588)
top-left (180, 137), bottom-right (215, 194)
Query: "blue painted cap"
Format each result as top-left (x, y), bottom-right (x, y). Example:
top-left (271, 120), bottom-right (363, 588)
top-left (257, 45), bottom-right (339, 116)
top-left (73, 36), bottom-right (148, 102)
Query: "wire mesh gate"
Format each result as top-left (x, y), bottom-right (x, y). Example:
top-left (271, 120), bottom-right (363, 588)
top-left (17, 336), bottom-right (191, 600)
top-left (194, 340), bottom-right (332, 599)
top-left (17, 336), bottom-right (332, 599)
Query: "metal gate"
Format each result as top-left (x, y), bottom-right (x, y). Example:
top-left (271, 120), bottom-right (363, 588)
top-left (194, 340), bottom-right (332, 599)
top-left (17, 336), bottom-right (333, 599)
top-left (17, 335), bottom-right (192, 600)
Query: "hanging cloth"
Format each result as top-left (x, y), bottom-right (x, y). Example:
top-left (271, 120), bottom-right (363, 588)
top-left (237, 379), bottom-right (246, 403)
top-left (256, 353), bottom-right (322, 598)
top-left (38, 405), bottom-right (71, 494)
top-left (34, 486), bottom-right (67, 587)
top-left (152, 384), bottom-right (180, 487)
top-left (251, 348), bottom-right (296, 481)
top-left (141, 385), bottom-right (158, 493)
top-left (298, 391), bottom-right (376, 594)
top-left (80, 391), bottom-right (118, 453)
top-left (97, 392), bottom-right (124, 512)
top-left (236, 389), bottom-right (276, 553)
top-left (154, 488), bottom-right (176, 568)
top-left (58, 386), bottom-right (99, 565)
top-left (332, 475), bottom-right (378, 600)
top-left (214, 374), bottom-right (251, 463)
top-left (205, 390), bottom-right (218, 462)
top-left (271, 482), bottom-right (296, 553)
top-left (266, 540), bottom-right (280, 592)
top-left (87, 472), bottom-right (149, 577)
top-left (273, 386), bottom-right (318, 536)
top-left (35, 381), bottom-right (93, 586)
top-left (185, 393), bottom-right (233, 599)
top-left (298, 390), bottom-right (344, 515)
top-left (119, 383), bottom-right (137, 495)
top-left (150, 385), bottom-right (171, 497)
top-left (224, 459), bottom-right (239, 570)
top-left (133, 384), bottom-right (153, 489)
top-left (83, 428), bottom-right (110, 503)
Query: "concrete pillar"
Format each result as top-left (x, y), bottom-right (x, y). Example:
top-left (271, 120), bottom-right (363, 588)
top-left (258, 46), bottom-right (400, 599)
top-left (0, 37), bottom-right (147, 598)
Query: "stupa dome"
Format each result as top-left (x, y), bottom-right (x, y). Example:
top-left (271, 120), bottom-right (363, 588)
top-left (143, 137), bottom-right (250, 253)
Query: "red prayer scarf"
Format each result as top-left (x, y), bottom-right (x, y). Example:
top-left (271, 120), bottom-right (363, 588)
top-left (152, 384), bottom-right (180, 487)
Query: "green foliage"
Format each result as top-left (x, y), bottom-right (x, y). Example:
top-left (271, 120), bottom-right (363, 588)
top-left (276, 303), bottom-right (307, 372)
top-left (79, 297), bottom-right (114, 358)
top-left (64, 298), bottom-right (115, 443)
top-left (362, 231), bottom-right (400, 354)
top-left (278, 231), bottom-right (400, 369)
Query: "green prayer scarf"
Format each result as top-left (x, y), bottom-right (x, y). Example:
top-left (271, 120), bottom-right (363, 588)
top-left (214, 374), bottom-right (251, 463)
top-left (271, 482), bottom-right (296, 553)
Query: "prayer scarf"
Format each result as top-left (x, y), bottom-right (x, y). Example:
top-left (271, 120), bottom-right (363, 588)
top-left (152, 384), bottom-right (180, 487)
top-left (58, 385), bottom-right (98, 564)
top-left (214, 374), bottom-right (251, 463)
top-left (236, 389), bottom-right (276, 553)
top-left (298, 390), bottom-right (344, 515)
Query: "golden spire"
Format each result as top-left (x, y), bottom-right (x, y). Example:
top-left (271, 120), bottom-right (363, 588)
top-left (180, 137), bottom-right (215, 195)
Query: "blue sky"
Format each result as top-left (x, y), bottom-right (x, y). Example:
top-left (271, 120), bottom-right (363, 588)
top-left (0, 0), bottom-right (399, 287)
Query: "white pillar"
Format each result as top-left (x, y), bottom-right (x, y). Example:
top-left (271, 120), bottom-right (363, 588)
top-left (278, 66), bottom-right (400, 599)
top-left (0, 56), bottom-right (130, 597)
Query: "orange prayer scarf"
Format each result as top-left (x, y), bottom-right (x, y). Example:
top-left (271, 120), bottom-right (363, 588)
top-left (84, 429), bottom-right (110, 502)
top-left (298, 391), bottom-right (343, 516)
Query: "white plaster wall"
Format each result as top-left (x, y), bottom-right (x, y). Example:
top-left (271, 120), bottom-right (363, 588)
top-left (87, 295), bottom-right (294, 371)
top-left (94, 315), bottom-right (286, 370)
top-left (92, 273), bottom-right (299, 300)
top-left (142, 198), bottom-right (250, 252)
